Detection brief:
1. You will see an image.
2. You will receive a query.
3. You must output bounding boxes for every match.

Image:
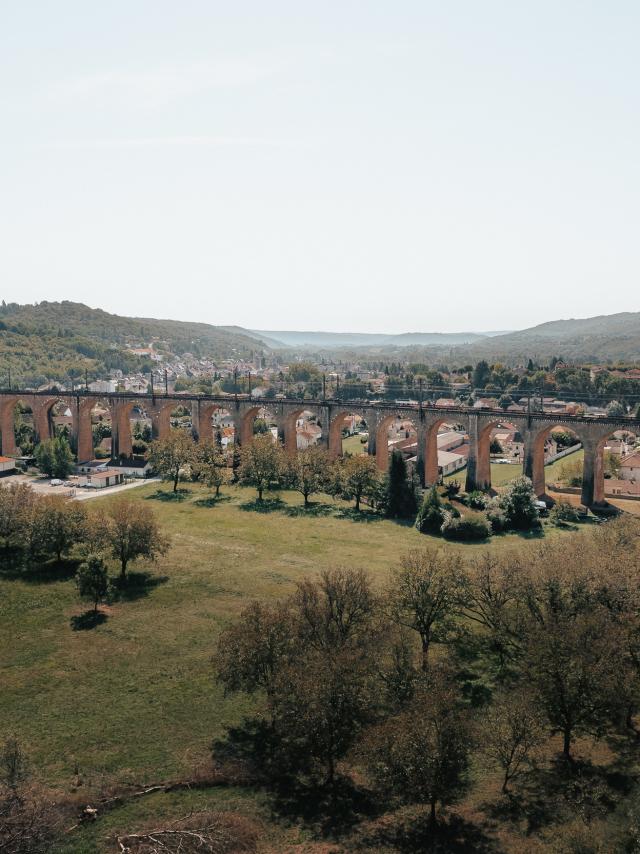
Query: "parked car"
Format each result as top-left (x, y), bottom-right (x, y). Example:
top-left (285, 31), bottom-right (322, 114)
top-left (50, 479), bottom-right (64, 486)
top-left (534, 500), bottom-right (549, 516)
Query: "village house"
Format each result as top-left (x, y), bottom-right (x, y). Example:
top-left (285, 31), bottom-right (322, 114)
top-left (438, 449), bottom-right (467, 477)
top-left (78, 468), bottom-right (125, 489)
top-left (620, 451), bottom-right (640, 483)
top-left (0, 456), bottom-right (17, 476)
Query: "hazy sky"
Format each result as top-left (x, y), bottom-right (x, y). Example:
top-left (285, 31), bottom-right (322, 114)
top-left (2, 2), bottom-right (639, 333)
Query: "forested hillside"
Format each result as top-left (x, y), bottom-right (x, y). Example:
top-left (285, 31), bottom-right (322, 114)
top-left (453, 312), bottom-right (640, 364)
top-left (0, 301), bottom-right (270, 388)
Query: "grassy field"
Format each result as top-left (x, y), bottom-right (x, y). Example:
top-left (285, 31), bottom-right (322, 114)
top-left (0, 481), bottom-right (604, 852)
top-left (444, 449), bottom-right (586, 490)
top-left (342, 432), bottom-right (368, 455)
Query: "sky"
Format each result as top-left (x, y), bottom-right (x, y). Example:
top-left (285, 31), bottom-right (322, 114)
top-left (1, 2), bottom-right (639, 333)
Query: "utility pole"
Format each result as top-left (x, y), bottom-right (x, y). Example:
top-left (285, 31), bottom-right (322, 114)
top-left (164, 369), bottom-right (168, 396)
top-left (336, 375), bottom-right (340, 398)
top-left (150, 371), bottom-right (155, 403)
top-left (85, 368), bottom-right (88, 391)
top-left (322, 373), bottom-right (326, 400)
top-left (418, 377), bottom-right (423, 409)
top-left (7, 367), bottom-right (10, 390)
top-left (247, 371), bottom-right (252, 396)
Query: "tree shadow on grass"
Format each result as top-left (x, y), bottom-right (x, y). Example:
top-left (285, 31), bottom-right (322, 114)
top-left (0, 554), bottom-right (79, 584)
top-left (239, 497), bottom-right (286, 513)
top-left (334, 507), bottom-right (385, 523)
top-left (511, 527), bottom-right (546, 541)
top-left (110, 570), bottom-right (169, 602)
top-left (211, 718), bottom-right (376, 836)
top-left (360, 811), bottom-right (499, 853)
top-left (271, 776), bottom-right (378, 837)
top-left (283, 501), bottom-right (335, 518)
top-left (482, 756), bottom-right (629, 836)
top-left (193, 494), bottom-right (232, 508)
top-left (146, 488), bottom-right (191, 502)
top-left (70, 609), bottom-right (108, 631)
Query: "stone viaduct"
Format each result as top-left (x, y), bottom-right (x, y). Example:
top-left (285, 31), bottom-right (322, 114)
top-left (1, 390), bottom-right (638, 507)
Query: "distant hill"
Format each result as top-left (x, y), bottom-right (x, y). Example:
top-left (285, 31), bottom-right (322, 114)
top-left (253, 329), bottom-right (488, 348)
top-left (454, 312), bottom-right (640, 364)
top-left (0, 301), bottom-right (271, 387)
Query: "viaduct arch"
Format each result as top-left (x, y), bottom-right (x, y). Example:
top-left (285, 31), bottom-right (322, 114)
top-left (0, 390), bottom-right (637, 508)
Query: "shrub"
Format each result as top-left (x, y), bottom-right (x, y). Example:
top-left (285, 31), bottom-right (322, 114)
top-left (550, 500), bottom-right (581, 526)
top-left (444, 480), bottom-right (461, 499)
top-left (467, 490), bottom-right (489, 510)
top-left (486, 501), bottom-right (508, 533)
top-left (415, 486), bottom-right (445, 535)
top-left (441, 513), bottom-right (491, 541)
top-left (497, 476), bottom-right (540, 531)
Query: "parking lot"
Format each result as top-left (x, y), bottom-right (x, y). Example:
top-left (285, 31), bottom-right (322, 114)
top-left (0, 473), bottom-right (159, 500)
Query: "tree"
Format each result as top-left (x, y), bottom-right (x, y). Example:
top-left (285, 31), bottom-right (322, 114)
top-left (34, 437), bottom-right (74, 479)
top-left (147, 431), bottom-right (195, 492)
top-left (384, 450), bottom-right (417, 519)
top-left (337, 454), bottom-right (380, 511)
top-left (105, 498), bottom-right (170, 579)
top-left (498, 476), bottom-right (540, 531)
top-left (293, 568), bottom-right (377, 654)
top-left (252, 418), bottom-right (270, 435)
top-left (606, 400), bottom-right (625, 417)
top-left (270, 649), bottom-right (378, 787)
top-left (472, 360), bottom-right (491, 390)
top-left (364, 673), bottom-right (472, 824)
top-left (414, 486), bottom-right (445, 534)
top-left (519, 570), bottom-right (623, 761)
top-left (605, 451), bottom-right (621, 478)
top-left (238, 434), bottom-right (284, 501)
top-left (482, 690), bottom-right (544, 793)
top-left (285, 446), bottom-right (331, 507)
top-left (0, 483), bottom-right (36, 547)
top-left (524, 610), bottom-right (621, 759)
top-left (215, 568), bottom-right (381, 786)
top-left (498, 393), bottom-right (513, 410)
top-left (386, 549), bottom-right (462, 668)
top-left (75, 554), bottom-right (109, 612)
top-left (28, 495), bottom-right (87, 562)
top-left (194, 440), bottom-right (229, 497)
top-left (216, 600), bottom-right (296, 698)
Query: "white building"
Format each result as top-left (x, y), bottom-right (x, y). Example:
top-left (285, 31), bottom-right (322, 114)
top-left (89, 379), bottom-right (118, 393)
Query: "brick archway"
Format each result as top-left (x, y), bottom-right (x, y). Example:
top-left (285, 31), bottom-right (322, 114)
top-left (375, 413), bottom-right (418, 472)
top-left (475, 419), bottom-right (512, 491)
top-left (328, 410), bottom-right (368, 459)
top-left (528, 423), bottom-right (585, 498)
top-left (0, 395), bottom-right (22, 456)
top-left (423, 418), bottom-right (449, 487)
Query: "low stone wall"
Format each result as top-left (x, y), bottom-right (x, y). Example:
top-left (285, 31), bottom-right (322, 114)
top-left (546, 443), bottom-right (582, 465)
top-left (550, 483), bottom-right (640, 502)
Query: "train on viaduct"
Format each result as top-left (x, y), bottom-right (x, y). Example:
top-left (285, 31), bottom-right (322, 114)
top-left (1, 389), bottom-right (638, 507)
